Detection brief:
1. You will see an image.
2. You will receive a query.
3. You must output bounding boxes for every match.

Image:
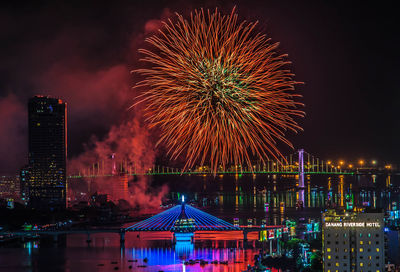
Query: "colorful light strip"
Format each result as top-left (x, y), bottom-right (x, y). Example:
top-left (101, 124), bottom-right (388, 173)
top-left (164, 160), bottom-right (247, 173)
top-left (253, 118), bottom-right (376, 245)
top-left (126, 204), bottom-right (240, 231)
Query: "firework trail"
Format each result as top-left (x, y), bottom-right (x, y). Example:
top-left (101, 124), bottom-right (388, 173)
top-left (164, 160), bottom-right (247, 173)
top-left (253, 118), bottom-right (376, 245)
top-left (135, 8), bottom-right (304, 174)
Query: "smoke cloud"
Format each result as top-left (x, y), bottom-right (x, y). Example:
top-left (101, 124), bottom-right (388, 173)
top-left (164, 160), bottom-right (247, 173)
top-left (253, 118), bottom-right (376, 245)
top-left (68, 119), bottom-right (168, 210)
top-left (0, 4), bottom-right (175, 209)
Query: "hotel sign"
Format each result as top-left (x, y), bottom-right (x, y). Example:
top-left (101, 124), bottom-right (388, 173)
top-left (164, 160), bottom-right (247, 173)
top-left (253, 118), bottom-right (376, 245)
top-left (325, 222), bottom-right (380, 228)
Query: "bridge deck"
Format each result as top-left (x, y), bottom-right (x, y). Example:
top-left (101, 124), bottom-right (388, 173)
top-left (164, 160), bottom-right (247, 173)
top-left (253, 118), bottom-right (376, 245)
top-left (126, 204), bottom-right (241, 232)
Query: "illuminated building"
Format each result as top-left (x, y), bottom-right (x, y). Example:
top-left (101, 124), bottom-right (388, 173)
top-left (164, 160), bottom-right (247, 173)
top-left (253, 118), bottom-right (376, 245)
top-left (322, 209), bottom-right (385, 272)
top-left (19, 165), bottom-right (31, 204)
top-left (25, 96), bottom-right (67, 210)
top-left (0, 175), bottom-right (20, 200)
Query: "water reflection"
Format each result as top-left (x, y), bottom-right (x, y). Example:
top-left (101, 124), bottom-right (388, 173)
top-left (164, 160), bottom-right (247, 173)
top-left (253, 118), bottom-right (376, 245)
top-left (2, 173), bottom-right (399, 271)
top-left (162, 173), bottom-right (400, 225)
top-left (1, 240), bottom-right (262, 272)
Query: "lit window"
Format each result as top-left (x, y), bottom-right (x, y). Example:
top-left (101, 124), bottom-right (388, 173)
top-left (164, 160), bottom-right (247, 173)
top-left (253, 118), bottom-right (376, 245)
top-left (360, 241), bottom-right (363, 245)
top-left (336, 263), bottom-right (339, 267)
top-left (328, 255), bottom-right (331, 259)
top-left (360, 262), bottom-right (363, 267)
top-left (360, 248), bottom-right (363, 252)
top-left (376, 248), bottom-right (379, 252)
top-left (327, 248), bottom-right (331, 252)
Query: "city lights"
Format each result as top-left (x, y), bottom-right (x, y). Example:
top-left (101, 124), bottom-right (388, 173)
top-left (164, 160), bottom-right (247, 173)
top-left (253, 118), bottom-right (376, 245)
top-left (0, 3), bottom-right (397, 272)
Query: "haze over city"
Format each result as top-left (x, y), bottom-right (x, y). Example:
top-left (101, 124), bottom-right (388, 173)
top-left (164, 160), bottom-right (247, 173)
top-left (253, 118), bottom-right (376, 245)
top-left (1, 0), bottom-right (399, 175)
top-left (0, 1), bottom-right (399, 272)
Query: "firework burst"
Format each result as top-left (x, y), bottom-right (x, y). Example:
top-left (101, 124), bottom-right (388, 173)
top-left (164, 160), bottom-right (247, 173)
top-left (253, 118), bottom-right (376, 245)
top-left (135, 8), bottom-right (304, 174)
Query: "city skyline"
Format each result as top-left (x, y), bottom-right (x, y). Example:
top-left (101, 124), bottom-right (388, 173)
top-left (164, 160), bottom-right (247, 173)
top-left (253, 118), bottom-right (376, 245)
top-left (1, 2), bottom-right (400, 271)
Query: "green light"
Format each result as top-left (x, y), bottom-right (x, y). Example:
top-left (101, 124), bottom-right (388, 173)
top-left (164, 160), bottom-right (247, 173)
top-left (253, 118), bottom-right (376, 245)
top-left (67, 170), bottom-right (354, 179)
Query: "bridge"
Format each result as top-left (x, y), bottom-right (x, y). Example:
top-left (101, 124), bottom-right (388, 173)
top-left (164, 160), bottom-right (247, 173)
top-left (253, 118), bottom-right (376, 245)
top-left (68, 149), bottom-right (354, 179)
top-left (126, 203), bottom-right (240, 232)
top-left (1, 203), bottom-right (288, 248)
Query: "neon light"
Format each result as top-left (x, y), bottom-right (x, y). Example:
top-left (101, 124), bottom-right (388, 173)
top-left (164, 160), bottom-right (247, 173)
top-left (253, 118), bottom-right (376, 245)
top-left (68, 170), bottom-right (355, 179)
top-left (174, 232), bottom-right (194, 242)
top-left (325, 222), bottom-right (381, 228)
top-left (126, 204), bottom-right (240, 231)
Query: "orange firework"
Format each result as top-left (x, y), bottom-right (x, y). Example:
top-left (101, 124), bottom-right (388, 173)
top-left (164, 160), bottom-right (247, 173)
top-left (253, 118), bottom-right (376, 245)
top-left (135, 8), bottom-right (304, 174)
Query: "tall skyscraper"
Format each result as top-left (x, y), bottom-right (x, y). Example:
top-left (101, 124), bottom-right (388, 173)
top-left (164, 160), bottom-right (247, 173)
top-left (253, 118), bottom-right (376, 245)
top-left (25, 96), bottom-right (67, 209)
top-left (322, 209), bottom-right (385, 272)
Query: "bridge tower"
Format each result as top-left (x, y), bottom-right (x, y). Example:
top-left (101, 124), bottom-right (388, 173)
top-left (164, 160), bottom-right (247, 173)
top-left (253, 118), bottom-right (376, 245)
top-left (298, 149), bottom-right (305, 188)
top-left (297, 149), bottom-right (305, 208)
top-left (111, 153), bottom-right (117, 175)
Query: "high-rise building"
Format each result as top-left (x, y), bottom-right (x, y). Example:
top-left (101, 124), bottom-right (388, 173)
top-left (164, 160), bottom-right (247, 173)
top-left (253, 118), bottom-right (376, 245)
top-left (0, 175), bottom-right (20, 200)
top-left (322, 209), bottom-right (385, 272)
top-left (25, 96), bottom-right (67, 210)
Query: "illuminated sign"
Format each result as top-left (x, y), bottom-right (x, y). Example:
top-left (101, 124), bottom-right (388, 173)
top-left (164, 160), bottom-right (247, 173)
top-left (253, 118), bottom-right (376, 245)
top-left (259, 230), bottom-right (267, 241)
top-left (325, 222), bottom-right (381, 228)
top-left (259, 230), bottom-right (276, 241)
top-left (283, 227), bottom-right (289, 233)
top-left (268, 230), bottom-right (275, 239)
top-left (290, 226), bottom-right (296, 236)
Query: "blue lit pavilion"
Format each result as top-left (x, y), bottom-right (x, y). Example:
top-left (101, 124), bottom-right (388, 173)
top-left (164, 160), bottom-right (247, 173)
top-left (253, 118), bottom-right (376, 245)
top-left (126, 203), bottom-right (240, 232)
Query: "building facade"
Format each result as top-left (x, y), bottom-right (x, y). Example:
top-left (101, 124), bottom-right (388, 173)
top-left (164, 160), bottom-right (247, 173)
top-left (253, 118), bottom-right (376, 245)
top-left (0, 175), bottom-right (20, 200)
top-left (25, 96), bottom-right (67, 209)
top-left (322, 209), bottom-right (385, 272)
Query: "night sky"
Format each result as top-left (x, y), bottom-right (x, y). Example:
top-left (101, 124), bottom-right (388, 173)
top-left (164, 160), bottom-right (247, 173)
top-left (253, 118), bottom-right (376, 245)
top-left (0, 0), bottom-right (399, 174)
